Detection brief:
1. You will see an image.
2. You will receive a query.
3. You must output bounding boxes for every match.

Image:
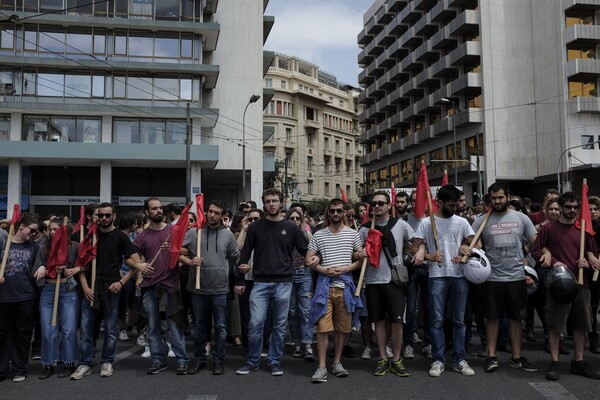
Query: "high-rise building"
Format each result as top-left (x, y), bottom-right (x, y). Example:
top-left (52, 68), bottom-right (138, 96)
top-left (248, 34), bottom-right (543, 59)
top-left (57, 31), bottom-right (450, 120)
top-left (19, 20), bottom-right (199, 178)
top-left (263, 52), bottom-right (363, 204)
top-left (358, 0), bottom-right (600, 201)
top-left (0, 0), bottom-right (272, 218)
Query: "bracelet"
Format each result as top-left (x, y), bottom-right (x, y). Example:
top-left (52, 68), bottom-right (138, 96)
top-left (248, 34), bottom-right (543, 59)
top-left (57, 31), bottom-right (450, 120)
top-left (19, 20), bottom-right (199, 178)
top-left (118, 281), bottom-right (124, 287)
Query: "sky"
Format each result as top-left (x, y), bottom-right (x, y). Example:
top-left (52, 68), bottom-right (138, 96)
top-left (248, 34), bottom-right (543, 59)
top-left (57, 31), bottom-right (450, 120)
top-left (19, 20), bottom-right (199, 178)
top-left (264, 0), bottom-right (373, 86)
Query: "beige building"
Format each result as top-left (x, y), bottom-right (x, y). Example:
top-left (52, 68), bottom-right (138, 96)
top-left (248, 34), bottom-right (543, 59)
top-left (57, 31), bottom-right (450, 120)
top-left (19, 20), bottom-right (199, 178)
top-left (263, 52), bottom-right (363, 204)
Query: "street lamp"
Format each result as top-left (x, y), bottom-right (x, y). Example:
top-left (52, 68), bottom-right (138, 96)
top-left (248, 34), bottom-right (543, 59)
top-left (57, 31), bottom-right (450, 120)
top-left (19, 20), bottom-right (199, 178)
top-left (242, 94), bottom-right (261, 200)
top-left (441, 98), bottom-right (458, 185)
top-left (556, 139), bottom-right (600, 192)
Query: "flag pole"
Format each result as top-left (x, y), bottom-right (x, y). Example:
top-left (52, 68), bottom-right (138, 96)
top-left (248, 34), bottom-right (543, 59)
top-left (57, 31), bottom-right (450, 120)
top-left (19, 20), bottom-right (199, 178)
top-left (578, 178), bottom-right (588, 285)
top-left (51, 216), bottom-right (69, 327)
top-left (195, 228), bottom-right (202, 289)
top-left (461, 208), bottom-right (492, 263)
top-left (90, 232), bottom-right (97, 307)
top-left (355, 214), bottom-right (376, 297)
top-left (0, 223), bottom-right (15, 279)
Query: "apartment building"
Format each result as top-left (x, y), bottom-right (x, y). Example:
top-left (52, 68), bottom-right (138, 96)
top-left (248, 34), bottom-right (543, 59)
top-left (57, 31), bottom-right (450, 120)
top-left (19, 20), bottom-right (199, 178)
top-left (263, 52), bottom-right (363, 204)
top-left (0, 0), bottom-right (272, 218)
top-left (358, 0), bottom-right (600, 201)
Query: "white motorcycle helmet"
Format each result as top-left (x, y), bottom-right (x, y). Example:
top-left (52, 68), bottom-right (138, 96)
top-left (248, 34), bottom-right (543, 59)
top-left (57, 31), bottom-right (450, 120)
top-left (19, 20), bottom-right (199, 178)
top-left (463, 248), bottom-right (491, 284)
top-left (524, 265), bottom-right (539, 295)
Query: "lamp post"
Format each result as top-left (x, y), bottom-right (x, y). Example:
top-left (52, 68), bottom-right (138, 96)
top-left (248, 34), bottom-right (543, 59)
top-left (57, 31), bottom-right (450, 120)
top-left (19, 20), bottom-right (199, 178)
top-left (441, 98), bottom-right (458, 185)
top-left (556, 139), bottom-right (600, 192)
top-left (430, 159), bottom-right (483, 201)
top-left (242, 94), bottom-right (261, 201)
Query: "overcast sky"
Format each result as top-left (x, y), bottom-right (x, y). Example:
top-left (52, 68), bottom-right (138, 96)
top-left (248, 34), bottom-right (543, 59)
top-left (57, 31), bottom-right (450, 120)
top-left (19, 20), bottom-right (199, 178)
top-left (265, 0), bottom-right (372, 86)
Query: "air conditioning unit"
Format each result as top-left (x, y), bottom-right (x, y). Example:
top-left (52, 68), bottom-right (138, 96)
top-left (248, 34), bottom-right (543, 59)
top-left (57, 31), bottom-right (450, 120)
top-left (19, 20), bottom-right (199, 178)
top-left (0, 83), bottom-right (15, 94)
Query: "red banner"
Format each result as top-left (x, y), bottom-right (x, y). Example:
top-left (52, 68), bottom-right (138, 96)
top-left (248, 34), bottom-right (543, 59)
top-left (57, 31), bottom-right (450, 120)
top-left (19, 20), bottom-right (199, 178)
top-left (46, 224), bottom-right (69, 278)
top-left (170, 202), bottom-right (192, 268)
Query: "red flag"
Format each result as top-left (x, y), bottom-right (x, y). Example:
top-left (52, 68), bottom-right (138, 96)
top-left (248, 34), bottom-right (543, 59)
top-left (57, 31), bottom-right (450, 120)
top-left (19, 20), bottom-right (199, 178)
top-left (366, 228), bottom-right (383, 267)
top-left (46, 224), bottom-right (69, 278)
top-left (195, 194), bottom-right (206, 229)
top-left (414, 162), bottom-right (438, 219)
top-left (10, 204), bottom-right (20, 226)
top-left (390, 182), bottom-right (397, 218)
top-left (76, 222), bottom-right (97, 268)
top-left (170, 202), bottom-right (192, 268)
top-left (73, 205), bottom-right (85, 234)
top-left (361, 204), bottom-right (371, 226)
top-left (576, 180), bottom-right (596, 236)
top-left (442, 169), bottom-right (448, 186)
top-left (339, 187), bottom-right (348, 203)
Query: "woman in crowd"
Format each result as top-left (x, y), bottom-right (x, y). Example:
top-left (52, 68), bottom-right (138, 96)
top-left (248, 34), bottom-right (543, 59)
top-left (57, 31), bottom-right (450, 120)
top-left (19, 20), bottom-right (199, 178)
top-left (34, 217), bottom-right (80, 379)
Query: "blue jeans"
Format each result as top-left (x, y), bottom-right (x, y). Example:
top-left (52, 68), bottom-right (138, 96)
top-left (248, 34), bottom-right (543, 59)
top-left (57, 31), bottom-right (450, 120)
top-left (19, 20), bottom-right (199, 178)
top-left (404, 267), bottom-right (431, 346)
top-left (79, 288), bottom-right (119, 365)
top-left (247, 282), bottom-right (292, 366)
top-left (142, 287), bottom-right (189, 365)
top-left (191, 293), bottom-right (227, 361)
top-left (40, 282), bottom-right (80, 367)
top-left (289, 267), bottom-right (314, 345)
top-left (429, 277), bottom-right (469, 365)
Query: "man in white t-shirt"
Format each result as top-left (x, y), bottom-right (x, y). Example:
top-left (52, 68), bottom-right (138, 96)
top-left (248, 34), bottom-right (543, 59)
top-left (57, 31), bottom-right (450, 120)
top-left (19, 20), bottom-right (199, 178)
top-left (413, 185), bottom-right (475, 378)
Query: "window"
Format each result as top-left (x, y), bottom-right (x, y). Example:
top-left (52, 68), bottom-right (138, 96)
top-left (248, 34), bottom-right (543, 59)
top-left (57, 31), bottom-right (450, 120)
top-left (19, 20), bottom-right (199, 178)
top-left (278, 58), bottom-right (288, 70)
top-left (446, 144), bottom-right (462, 160)
top-left (113, 118), bottom-right (186, 144)
top-left (307, 180), bottom-right (313, 194)
top-left (324, 137), bottom-right (330, 150)
top-left (339, 100), bottom-right (344, 108)
top-left (569, 79), bottom-right (597, 98)
top-left (582, 135), bottom-right (595, 150)
top-left (22, 115), bottom-right (101, 142)
top-left (1, 29), bottom-right (14, 49)
top-left (285, 127), bottom-right (292, 142)
top-left (0, 114), bottom-right (10, 141)
top-left (308, 157), bottom-right (313, 170)
top-left (390, 164), bottom-right (399, 182)
top-left (324, 156), bottom-right (331, 173)
top-left (264, 150), bottom-right (274, 158)
top-left (305, 107), bottom-right (317, 121)
top-left (324, 182), bottom-right (330, 196)
top-left (306, 131), bottom-right (313, 147)
top-left (280, 80), bottom-right (286, 89)
top-left (265, 78), bottom-right (272, 88)
top-left (345, 141), bottom-right (351, 153)
top-left (335, 160), bottom-right (341, 173)
top-left (467, 133), bottom-right (484, 156)
top-left (335, 140), bottom-right (341, 152)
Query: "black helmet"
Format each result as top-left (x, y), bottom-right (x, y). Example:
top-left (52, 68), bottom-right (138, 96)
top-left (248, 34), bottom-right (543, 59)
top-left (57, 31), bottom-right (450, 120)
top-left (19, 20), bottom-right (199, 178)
top-left (547, 264), bottom-right (578, 304)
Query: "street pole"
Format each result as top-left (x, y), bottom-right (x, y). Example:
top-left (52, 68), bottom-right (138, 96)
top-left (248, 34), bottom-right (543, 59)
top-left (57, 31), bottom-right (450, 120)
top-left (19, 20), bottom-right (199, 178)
top-left (556, 139), bottom-right (600, 192)
top-left (242, 94), bottom-right (261, 201)
top-left (441, 98), bottom-right (458, 185)
top-left (185, 103), bottom-right (191, 203)
top-left (430, 159), bottom-right (483, 200)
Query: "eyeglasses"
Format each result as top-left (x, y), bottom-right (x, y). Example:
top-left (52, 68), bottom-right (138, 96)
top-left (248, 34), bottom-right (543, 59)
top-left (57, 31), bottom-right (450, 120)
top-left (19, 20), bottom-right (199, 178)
top-left (264, 200), bottom-right (280, 205)
top-left (370, 201), bottom-right (388, 207)
top-left (563, 205), bottom-right (579, 210)
top-left (328, 208), bottom-right (345, 214)
top-left (248, 217), bottom-right (260, 222)
top-left (289, 216), bottom-right (301, 221)
top-left (97, 213), bottom-right (113, 219)
top-left (26, 226), bottom-right (38, 235)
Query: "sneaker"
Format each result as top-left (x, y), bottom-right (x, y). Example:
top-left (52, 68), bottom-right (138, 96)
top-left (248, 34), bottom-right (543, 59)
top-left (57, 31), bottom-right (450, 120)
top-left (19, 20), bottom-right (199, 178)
top-left (177, 362), bottom-right (189, 375)
top-left (510, 357), bottom-right (538, 372)
top-left (293, 346), bottom-right (302, 358)
top-left (429, 361), bottom-right (444, 377)
top-left (167, 343), bottom-right (176, 358)
top-left (31, 350), bottom-right (41, 361)
top-left (285, 339), bottom-right (295, 346)
top-left (58, 365), bottom-right (76, 378)
top-left (361, 346), bottom-right (372, 360)
top-left (331, 362), bottom-right (348, 377)
top-left (304, 345), bottom-right (315, 361)
top-left (205, 343), bottom-right (212, 354)
top-left (260, 350), bottom-right (268, 358)
top-left (188, 359), bottom-right (206, 375)
top-left (311, 367), bottom-right (327, 383)
top-left (403, 345), bottom-right (414, 360)
top-left (212, 361), bottom-right (224, 375)
top-left (343, 345), bottom-right (356, 358)
top-left (545, 361), bottom-right (560, 381)
top-left (452, 360), bottom-right (475, 376)
top-left (70, 365), bottom-right (92, 380)
top-left (484, 357), bottom-right (499, 373)
top-left (373, 359), bottom-right (389, 376)
top-left (570, 360), bottom-right (600, 379)
top-left (137, 335), bottom-right (148, 347)
top-left (141, 346), bottom-right (151, 359)
top-left (413, 332), bottom-right (423, 344)
top-left (386, 344), bottom-right (393, 359)
top-left (390, 359), bottom-right (410, 377)
top-left (12, 375), bottom-right (26, 383)
top-left (39, 366), bottom-right (54, 380)
top-left (477, 344), bottom-right (488, 358)
top-left (100, 362), bottom-right (113, 377)
top-left (147, 362), bottom-right (167, 375)
top-left (236, 363), bottom-right (259, 375)
top-left (423, 345), bottom-right (432, 359)
top-left (269, 363), bottom-right (283, 376)
top-left (119, 329), bottom-right (129, 341)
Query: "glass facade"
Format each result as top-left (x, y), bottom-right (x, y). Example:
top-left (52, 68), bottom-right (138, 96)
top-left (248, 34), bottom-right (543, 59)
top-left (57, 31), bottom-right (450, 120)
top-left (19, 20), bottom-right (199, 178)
top-left (22, 115), bottom-right (101, 142)
top-left (113, 118), bottom-right (186, 144)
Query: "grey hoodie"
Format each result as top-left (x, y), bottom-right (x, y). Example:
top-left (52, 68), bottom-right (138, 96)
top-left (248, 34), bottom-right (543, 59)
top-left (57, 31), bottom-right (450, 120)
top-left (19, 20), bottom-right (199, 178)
top-left (182, 224), bottom-right (239, 295)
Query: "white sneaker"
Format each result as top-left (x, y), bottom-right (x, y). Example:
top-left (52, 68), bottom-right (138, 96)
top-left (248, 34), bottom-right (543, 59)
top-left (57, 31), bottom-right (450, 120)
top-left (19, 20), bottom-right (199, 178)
top-left (386, 344), bottom-right (393, 359)
top-left (70, 365), bottom-right (92, 380)
top-left (423, 345), bottom-right (432, 359)
top-left (361, 346), bottom-right (372, 360)
top-left (167, 343), bottom-right (176, 358)
top-left (119, 330), bottom-right (129, 341)
top-left (100, 362), bottom-right (113, 377)
top-left (429, 361), bottom-right (444, 377)
top-left (452, 360), bottom-right (475, 376)
top-left (141, 346), bottom-right (151, 359)
top-left (403, 344), bottom-right (415, 359)
top-left (137, 335), bottom-right (148, 347)
top-left (413, 332), bottom-right (423, 344)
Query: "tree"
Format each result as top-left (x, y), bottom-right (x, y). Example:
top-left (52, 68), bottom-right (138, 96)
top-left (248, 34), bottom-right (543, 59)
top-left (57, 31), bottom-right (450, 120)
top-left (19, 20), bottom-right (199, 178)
top-left (263, 158), bottom-right (297, 198)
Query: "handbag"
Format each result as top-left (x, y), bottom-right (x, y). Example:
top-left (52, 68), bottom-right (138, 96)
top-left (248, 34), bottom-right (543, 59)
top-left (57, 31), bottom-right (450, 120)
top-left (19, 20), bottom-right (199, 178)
top-left (383, 247), bottom-right (408, 286)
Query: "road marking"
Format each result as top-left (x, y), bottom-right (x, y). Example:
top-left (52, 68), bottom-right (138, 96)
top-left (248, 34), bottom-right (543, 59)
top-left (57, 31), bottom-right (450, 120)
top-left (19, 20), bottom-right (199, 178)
top-left (186, 396), bottom-right (218, 400)
top-left (529, 382), bottom-right (579, 400)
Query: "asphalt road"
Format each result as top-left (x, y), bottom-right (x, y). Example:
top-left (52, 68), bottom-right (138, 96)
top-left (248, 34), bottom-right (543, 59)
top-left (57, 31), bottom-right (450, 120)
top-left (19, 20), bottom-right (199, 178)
top-left (2, 324), bottom-right (599, 400)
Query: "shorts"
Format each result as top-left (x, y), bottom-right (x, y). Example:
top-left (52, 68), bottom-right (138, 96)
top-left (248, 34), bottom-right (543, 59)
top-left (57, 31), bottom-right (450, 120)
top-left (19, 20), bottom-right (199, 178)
top-left (365, 283), bottom-right (406, 324)
top-left (545, 287), bottom-right (591, 333)
top-left (315, 287), bottom-right (352, 333)
top-left (481, 280), bottom-right (527, 320)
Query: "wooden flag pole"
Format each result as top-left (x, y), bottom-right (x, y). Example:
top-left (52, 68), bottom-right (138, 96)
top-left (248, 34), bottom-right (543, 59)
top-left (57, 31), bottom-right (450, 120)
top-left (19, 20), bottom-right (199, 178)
top-left (578, 218), bottom-right (585, 286)
top-left (0, 223), bottom-right (15, 279)
top-left (90, 232), bottom-right (97, 307)
top-left (426, 191), bottom-right (442, 267)
top-left (149, 234), bottom-right (171, 268)
top-left (461, 208), bottom-right (493, 263)
top-left (355, 214), bottom-right (377, 297)
top-left (79, 227), bottom-right (84, 243)
top-left (195, 228), bottom-right (202, 289)
top-left (51, 217), bottom-right (69, 327)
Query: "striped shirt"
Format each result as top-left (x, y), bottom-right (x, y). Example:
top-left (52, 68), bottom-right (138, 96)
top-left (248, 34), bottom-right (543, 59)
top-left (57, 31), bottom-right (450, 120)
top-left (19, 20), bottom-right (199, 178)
top-left (308, 226), bottom-right (361, 267)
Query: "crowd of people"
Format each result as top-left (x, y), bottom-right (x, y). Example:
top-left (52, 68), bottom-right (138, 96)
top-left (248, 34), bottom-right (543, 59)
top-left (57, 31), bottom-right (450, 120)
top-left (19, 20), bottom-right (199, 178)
top-left (0, 184), bottom-right (599, 384)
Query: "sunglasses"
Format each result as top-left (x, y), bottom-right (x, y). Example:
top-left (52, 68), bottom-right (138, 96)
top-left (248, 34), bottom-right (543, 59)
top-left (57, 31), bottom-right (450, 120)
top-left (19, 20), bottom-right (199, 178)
top-left (97, 213), bottom-right (113, 219)
top-left (371, 201), bottom-right (388, 207)
top-left (329, 208), bottom-right (345, 214)
top-left (289, 216), bottom-right (301, 221)
top-left (26, 226), bottom-right (38, 235)
top-left (248, 217), bottom-right (260, 222)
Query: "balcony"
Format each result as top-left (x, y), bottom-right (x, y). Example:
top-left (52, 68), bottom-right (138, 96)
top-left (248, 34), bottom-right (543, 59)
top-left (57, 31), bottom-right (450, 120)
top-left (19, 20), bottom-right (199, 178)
top-left (563, 0), bottom-right (600, 12)
top-left (448, 72), bottom-right (482, 96)
top-left (399, 1), bottom-right (422, 24)
top-left (366, 151), bottom-right (379, 164)
top-left (566, 58), bottom-right (600, 79)
top-left (454, 107), bottom-right (484, 127)
top-left (448, 9), bottom-right (479, 37)
top-left (377, 147), bottom-right (390, 159)
top-left (416, 125), bottom-right (434, 142)
top-left (564, 24), bottom-right (600, 45)
top-left (568, 96), bottom-right (600, 113)
top-left (433, 117), bottom-right (452, 137)
top-left (430, 0), bottom-right (457, 23)
top-left (390, 139), bottom-right (402, 154)
top-left (449, 41), bottom-right (481, 66)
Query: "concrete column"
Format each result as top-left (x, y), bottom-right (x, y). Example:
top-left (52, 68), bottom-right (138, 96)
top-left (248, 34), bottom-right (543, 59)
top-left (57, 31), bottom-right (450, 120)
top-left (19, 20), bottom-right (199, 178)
top-left (100, 160), bottom-right (112, 202)
top-left (191, 162), bottom-right (202, 199)
top-left (7, 159), bottom-right (22, 217)
top-left (10, 112), bottom-right (22, 141)
top-left (101, 115), bottom-right (112, 143)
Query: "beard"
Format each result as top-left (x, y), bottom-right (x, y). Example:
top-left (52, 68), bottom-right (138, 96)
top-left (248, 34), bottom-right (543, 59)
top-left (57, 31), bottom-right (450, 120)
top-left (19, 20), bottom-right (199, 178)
top-left (396, 205), bottom-right (407, 214)
top-left (441, 205), bottom-right (454, 218)
top-left (493, 203), bottom-right (509, 213)
top-left (150, 214), bottom-right (163, 223)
